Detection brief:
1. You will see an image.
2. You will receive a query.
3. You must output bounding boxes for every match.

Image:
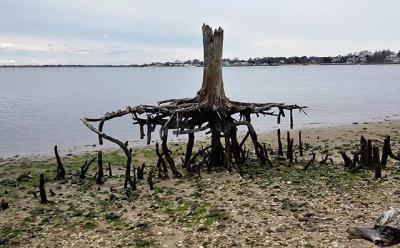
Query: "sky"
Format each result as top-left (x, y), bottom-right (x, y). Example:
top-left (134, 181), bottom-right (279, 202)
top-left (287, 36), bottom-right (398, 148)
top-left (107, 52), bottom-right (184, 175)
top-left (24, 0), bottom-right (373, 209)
top-left (0, 0), bottom-right (400, 65)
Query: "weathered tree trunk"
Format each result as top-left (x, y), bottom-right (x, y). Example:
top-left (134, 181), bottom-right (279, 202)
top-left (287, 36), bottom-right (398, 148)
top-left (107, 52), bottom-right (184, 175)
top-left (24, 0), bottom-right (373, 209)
top-left (196, 24), bottom-right (227, 107)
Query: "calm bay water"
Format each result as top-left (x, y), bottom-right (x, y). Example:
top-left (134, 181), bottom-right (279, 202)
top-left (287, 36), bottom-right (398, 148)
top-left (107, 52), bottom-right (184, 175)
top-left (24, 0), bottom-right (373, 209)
top-left (0, 65), bottom-right (399, 157)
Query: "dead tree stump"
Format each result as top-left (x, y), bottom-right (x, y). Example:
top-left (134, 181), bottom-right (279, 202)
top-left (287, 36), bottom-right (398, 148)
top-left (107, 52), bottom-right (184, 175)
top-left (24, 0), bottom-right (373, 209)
top-left (82, 24), bottom-right (306, 180)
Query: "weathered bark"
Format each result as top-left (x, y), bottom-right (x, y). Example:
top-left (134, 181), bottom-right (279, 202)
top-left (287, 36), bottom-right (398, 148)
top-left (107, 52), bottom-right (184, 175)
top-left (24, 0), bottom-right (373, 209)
top-left (196, 24), bottom-right (227, 108)
top-left (39, 174), bottom-right (47, 204)
top-left (54, 145), bottom-right (65, 179)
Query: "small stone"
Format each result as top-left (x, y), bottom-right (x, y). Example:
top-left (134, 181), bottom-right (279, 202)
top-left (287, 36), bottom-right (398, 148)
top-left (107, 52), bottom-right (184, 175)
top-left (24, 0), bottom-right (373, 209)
top-left (197, 225), bottom-right (208, 232)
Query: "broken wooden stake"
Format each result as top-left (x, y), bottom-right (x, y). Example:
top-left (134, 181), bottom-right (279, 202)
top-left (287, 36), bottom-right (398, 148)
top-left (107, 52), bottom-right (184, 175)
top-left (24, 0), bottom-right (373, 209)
top-left (372, 146), bottom-right (382, 179)
top-left (340, 151), bottom-right (352, 167)
top-left (303, 153), bottom-right (316, 171)
top-left (277, 129), bottom-right (283, 156)
top-left (147, 167), bottom-right (154, 190)
top-left (39, 174), bottom-right (47, 204)
top-left (80, 157), bottom-right (96, 179)
top-left (108, 162), bottom-right (112, 177)
top-left (286, 131), bottom-right (294, 163)
top-left (54, 145), bottom-right (65, 179)
top-left (96, 151), bottom-right (104, 184)
top-left (299, 131), bottom-right (303, 156)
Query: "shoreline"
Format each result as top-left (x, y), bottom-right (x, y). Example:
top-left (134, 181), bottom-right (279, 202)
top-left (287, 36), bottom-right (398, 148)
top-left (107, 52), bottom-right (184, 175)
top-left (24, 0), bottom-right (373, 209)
top-left (1, 117), bottom-right (400, 247)
top-left (2, 118), bottom-right (399, 162)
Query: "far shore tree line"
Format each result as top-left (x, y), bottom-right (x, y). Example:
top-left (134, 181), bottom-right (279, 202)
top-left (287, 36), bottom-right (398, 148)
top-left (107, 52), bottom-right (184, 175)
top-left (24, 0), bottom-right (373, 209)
top-left (152, 49), bottom-right (400, 67)
top-left (1, 49), bottom-right (400, 68)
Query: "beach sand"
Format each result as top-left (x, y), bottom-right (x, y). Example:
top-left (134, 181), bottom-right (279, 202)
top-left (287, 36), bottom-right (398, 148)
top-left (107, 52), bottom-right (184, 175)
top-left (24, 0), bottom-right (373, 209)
top-left (0, 119), bottom-right (399, 247)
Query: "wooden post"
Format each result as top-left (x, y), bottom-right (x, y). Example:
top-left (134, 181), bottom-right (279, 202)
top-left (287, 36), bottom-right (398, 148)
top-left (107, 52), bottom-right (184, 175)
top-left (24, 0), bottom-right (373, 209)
top-left (381, 135), bottom-right (392, 166)
top-left (39, 174), bottom-right (47, 204)
top-left (277, 129), bottom-right (283, 156)
top-left (54, 145), bottom-right (65, 179)
top-left (147, 167), bottom-right (154, 190)
top-left (372, 146), bottom-right (381, 179)
top-left (367, 139), bottom-right (373, 168)
top-left (161, 131), bottom-right (182, 178)
top-left (96, 151), bottom-right (104, 184)
top-left (299, 131), bottom-right (303, 157)
top-left (287, 131), bottom-right (294, 163)
top-left (124, 147), bottom-right (134, 188)
top-left (360, 136), bottom-right (368, 167)
top-left (184, 132), bottom-right (195, 170)
top-left (108, 162), bottom-right (112, 177)
top-left (340, 151), bottom-right (352, 167)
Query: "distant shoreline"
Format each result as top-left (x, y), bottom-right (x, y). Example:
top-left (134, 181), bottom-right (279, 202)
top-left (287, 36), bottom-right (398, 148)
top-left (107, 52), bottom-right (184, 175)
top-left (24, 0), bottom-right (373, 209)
top-left (1, 62), bottom-right (400, 68)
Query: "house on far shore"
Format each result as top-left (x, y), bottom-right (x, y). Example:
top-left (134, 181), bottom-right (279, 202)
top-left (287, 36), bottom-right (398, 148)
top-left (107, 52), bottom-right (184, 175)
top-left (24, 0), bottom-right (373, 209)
top-left (386, 54), bottom-right (400, 63)
top-left (359, 55), bottom-right (368, 63)
top-left (331, 56), bottom-right (343, 63)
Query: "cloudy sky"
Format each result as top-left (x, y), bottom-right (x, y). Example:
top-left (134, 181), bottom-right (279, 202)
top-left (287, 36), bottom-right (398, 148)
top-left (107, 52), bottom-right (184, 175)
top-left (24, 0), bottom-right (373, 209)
top-left (1, 0), bottom-right (399, 65)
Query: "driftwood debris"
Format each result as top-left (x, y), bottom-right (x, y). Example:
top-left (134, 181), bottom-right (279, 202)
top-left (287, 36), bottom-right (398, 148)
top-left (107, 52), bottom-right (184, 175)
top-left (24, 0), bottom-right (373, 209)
top-left (348, 208), bottom-right (400, 246)
top-left (54, 145), bottom-right (65, 179)
top-left (81, 24), bottom-right (305, 182)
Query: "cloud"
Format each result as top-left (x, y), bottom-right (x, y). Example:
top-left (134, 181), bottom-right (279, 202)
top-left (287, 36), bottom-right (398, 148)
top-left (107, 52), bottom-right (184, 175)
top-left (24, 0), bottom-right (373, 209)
top-left (105, 49), bottom-right (141, 55)
top-left (0, 0), bottom-right (400, 64)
